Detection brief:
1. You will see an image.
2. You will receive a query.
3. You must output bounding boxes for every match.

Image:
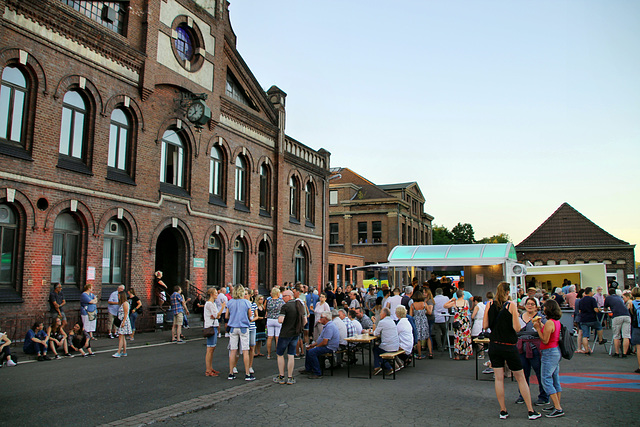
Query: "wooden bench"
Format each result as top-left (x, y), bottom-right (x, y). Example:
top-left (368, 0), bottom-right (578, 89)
top-left (380, 350), bottom-right (406, 379)
top-left (319, 348), bottom-right (347, 376)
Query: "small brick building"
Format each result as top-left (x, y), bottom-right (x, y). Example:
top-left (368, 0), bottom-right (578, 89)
top-left (516, 203), bottom-right (636, 289)
top-left (0, 0), bottom-right (330, 319)
top-left (328, 167), bottom-right (433, 287)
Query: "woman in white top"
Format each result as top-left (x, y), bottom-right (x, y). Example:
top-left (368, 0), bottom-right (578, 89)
top-left (471, 296), bottom-right (486, 337)
top-left (313, 293), bottom-right (331, 341)
top-left (204, 287), bottom-right (225, 377)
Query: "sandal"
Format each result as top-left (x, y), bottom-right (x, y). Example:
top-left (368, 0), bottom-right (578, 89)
top-left (575, 349), bottom-right (586, 354)
top-left (428, 354), bottom-right (434, 359)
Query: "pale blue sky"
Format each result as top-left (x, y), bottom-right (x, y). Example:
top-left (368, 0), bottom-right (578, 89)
top-left (227, 1), bottom-right (640, 254)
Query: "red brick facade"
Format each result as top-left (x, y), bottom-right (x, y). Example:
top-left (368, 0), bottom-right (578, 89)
top-left (0, 0), bottom-right (330, 316)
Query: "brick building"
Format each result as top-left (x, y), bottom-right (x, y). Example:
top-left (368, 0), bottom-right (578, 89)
top-left (328, 167), bottom-right (433, 287)
top-left (0, 0), bottom-right (330, 317)
top-left (516, 203), bottom-right (636, 289)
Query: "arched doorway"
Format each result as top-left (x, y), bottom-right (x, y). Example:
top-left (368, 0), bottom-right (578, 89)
top-left (257, 240), bottom-right (269, 295)
top-left (155, 227), bottom-right (188, 294)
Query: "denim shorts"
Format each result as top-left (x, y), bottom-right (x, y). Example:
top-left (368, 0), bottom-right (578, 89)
top-left (276, 335), bottom-right (299, 356)
top-left (580, 320), bottom-right (602, 336)
top-left (206, 327), bottom-right (218, 347)
top-left (249, 329), bottom-right (256, 346)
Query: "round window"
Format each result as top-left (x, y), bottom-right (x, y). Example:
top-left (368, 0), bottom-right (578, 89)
top-left (175, 25), bottom-right (194, 62)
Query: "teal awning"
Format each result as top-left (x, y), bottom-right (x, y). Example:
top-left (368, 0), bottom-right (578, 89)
top-left (385, 243), bottom-right (517, 267)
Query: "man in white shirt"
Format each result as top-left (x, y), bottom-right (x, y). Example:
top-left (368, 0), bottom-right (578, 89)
top-left (385, 287), bottom-right (403, 321)
top-left (395, 306), bottom-right (414, 366)
top-left (373, 308), bottom-right (399, 375)
top-left (216, 286), bottom-right (228, 338)
top-left (331, 310), bottom-right (347, 346)
top-left (433, 287), bottom-right (449, 351)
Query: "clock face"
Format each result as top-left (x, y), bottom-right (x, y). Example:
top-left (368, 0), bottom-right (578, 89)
top-left (187, 101), bottom-right (204, 122)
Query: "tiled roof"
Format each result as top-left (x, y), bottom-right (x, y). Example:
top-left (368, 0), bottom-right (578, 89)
top-left (330, 168), bottom-right (394, 200)
top-left (516, 203), bottom-right (630, 249)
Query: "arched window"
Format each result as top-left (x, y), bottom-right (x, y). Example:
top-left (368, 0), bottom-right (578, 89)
top-left (259, 163), bottom-right (271, 213)
top-left (232, 237), bottom-right (245, 285)
top-left (235, 155), bottom-right (247, 205)
top-left (0, 66), bottom-right (27, 145)
top-left (209, 145), bottom-right (223, 198)
top-left (160, 129), bottom-right (185, 187)
top-left (175, 25), bottom-right (195, 62)
top-left (289, 176), bottom-right (299, 220)
top-left (0, 203), bottom-right (17, 286)
top-left (294, 246), bottom-right (307, 284)
top-left (304, 181), bottom-right (314, 224)
top-left (207, 234), bottom-right (222, 287)
top-left (108, 108), bottom-right (131, 172)
top-left (52, 213), bottom-right (81, 286)
top-left (258, 239), bottom-right (270, 293)
top-left (102, 219), bottom-right (126, 287)
top-left (59, 91), bottom-right (87, 160)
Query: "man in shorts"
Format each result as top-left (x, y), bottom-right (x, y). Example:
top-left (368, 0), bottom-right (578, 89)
top-left (171, 286), bottom-right (189, 343)
top-left (274, 290), bottom-right (305, 385)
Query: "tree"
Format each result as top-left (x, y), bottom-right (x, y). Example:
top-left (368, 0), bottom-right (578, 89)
top-left (477, 233), bottom-right (511, 244)
top-left (451, 223), bottom-right (475, 244)
top-left (432, 225), bottom-right (454, 245)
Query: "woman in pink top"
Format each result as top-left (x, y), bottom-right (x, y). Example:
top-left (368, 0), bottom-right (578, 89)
top-left (533, 299), bottom-right (564, 418)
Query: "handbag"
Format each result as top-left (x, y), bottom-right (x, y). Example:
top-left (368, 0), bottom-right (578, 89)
top-left (87, 309), bottom-right (97, 321)
top-left (113, 317), bottom-right (122, 328)
top-left (203, 327), bottom-right (216, 338)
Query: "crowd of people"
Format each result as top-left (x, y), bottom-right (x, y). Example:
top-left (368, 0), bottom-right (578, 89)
top-left (7, 273), bottom-right (640, 422)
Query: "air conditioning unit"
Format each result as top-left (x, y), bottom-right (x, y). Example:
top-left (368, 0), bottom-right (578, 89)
top-left (512, 264), bottom-right (527, 276)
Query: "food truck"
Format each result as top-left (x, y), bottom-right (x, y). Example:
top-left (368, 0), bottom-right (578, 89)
top-left (524, 263), bottom-right (607, 292)
top-left (352, 243), bottom-right (528, 300)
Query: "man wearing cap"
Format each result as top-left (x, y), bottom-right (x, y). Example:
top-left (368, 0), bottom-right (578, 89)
top-left (299, 311), bottom-right (340, 379)
top-left (274, 290), bottom-right (306, 385)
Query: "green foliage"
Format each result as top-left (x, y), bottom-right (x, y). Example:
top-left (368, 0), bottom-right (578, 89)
top-left (451, 222), bottom-right (475, 244)
top-left (432, 225), bottom-right (454, 245)
top-left (476, 233), bottom-right (511, 244)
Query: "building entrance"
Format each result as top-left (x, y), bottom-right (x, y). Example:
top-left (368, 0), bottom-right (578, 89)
top-left (155, 228), bottom-right (188, 296)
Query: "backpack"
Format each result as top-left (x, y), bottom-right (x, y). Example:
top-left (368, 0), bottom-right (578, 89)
top-left (558, 322), bottom-right (576, 360)
top-left (294, 300), bottom-right (306, 336)
top-left (633, 300), bottom-right (640, 327)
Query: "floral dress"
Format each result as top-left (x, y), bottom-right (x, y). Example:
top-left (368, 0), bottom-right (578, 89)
top-left (453, 302), bottom-right (472, 356)
top-left (117, 304), bottom-right (132, 335)
top-left (413, 307), bottom-right (430, 341)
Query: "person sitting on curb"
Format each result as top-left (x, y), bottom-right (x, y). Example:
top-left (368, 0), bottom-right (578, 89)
top-left (23, 322), bottom-right (50, 361)
top-left (0, 330), bottom-right (17, 367)
top-left (48, 317), bottom-right (73, 358)
top-left (68, 323), bottom-right (95, 357)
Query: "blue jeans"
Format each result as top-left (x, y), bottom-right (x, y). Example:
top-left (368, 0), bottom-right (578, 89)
top-left (540, 347), bottom-right (562, 395)
top-left (373, 345), bottom-right (393, 370)
top-left (518, 348), bottom-right (548, 401)
top-left (305, 346), bottom-right (334, 376)
top-left (129, 312), bottom-right (138, 331)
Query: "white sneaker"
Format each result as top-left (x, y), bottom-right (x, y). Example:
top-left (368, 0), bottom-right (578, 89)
top-left (6, 359), bottom-right (16, 367)
top-left (233, 367), bottom-right (238, 374)
top-left (218, 333), bottom-right (222, 338)
top-left (225, 333), bottom-right (230, 338)
top-left (249, 367), bottom-right (254, 374)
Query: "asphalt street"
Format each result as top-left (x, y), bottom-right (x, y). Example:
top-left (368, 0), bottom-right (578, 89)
top-left (2, 326), bottom-right (638, 426)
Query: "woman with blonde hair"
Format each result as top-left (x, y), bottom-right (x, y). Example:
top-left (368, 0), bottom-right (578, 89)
top-left (226, 285), bottom-right (254, 381)
top-left (204, 287), bottom-right (224, 376)
top-left (483, 282), bottom-right (541, 420)
top-left (265, 286), bottom-right (285, 359)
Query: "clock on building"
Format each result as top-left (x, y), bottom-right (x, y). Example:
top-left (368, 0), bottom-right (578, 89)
top-left (186, 99), bottom-right (211, 126)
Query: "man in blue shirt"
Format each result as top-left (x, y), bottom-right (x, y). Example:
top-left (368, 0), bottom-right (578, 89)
top-left (604, 288), bottom-right (632, 357)
top-left (300, 312), bottom-right (339, 379)
top-left (171, 286), bottom-right (189, 344)
top-left (579, 287), bottom-right (607, 352)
